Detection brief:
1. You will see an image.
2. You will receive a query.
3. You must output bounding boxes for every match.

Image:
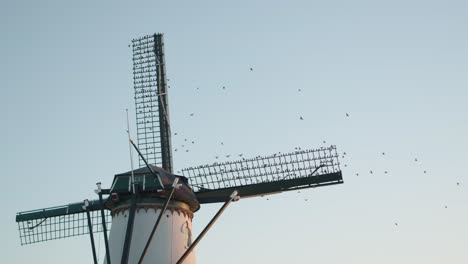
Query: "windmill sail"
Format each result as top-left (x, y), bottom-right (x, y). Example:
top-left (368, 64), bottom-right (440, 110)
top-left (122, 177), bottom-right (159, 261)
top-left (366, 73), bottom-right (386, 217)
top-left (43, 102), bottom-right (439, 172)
top-left (16, 200), bottom-right (111, 245)
top-left (132, 33), bottom-right (173, 172)
top-left (182, 145), bottom-right (343, 203)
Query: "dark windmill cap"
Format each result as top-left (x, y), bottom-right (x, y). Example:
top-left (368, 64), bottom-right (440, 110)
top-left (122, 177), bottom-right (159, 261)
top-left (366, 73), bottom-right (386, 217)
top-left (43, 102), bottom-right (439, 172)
top-left (110, 165), bottom-right (200, 212)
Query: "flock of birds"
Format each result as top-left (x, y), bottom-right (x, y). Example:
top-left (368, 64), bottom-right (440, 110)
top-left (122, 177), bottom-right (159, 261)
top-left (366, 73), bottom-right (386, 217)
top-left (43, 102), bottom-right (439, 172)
top-left (162, 66), bottom-right (464, 229)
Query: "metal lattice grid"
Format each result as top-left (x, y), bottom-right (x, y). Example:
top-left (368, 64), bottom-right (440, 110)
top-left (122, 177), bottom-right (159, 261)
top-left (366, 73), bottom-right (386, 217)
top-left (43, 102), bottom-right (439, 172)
top-left (182, 145), bottom-right (341, 192)
top-left (17, 210), bottom-right (112, 245)
top-left (132, 34), bottom-right (163, 168)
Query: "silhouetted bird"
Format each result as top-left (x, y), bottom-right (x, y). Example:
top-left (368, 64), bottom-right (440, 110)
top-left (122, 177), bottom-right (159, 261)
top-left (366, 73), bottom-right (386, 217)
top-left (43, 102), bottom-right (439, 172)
top-left (346, 113), bottom-right (349, 117)
top-left (190, 113), bottom-right (194, 116)
top-left (457, 182), bottom-right (460, 186)
top-left (445, 205), bottom-right (448, 209)
top-left (356, 173), bottom-right (359, 176)
top-left (384, 171), bottom-right (388, 174)
top-left (414, 158), bottom-right (418, 162)
top-left (221, 142), bottom-right (224, 145)
top-left (424, 170), bottom-right (427, 174)
top-left (174, 149), bottom-right (178, 152)
top-left (394, 222), bottom-right (398, 226)
top-left (174, 132), bottom-right (178, 136)
top-left (382, 152), bottom-right (385, 155)
top-left (323, 140), bottom-right (326, 144)
top-left (299, 116), bottom-right (304, 120)
top-left (298, 89), bottom-right (302, 92)
top-left (250, 67), bottom-right (253, 71)
top-left (370, 170), bottom-right (373, 174)
top-left (185, 150), bottom-right (189, 152)
top-left (222, 86), bottom-right (226, 90)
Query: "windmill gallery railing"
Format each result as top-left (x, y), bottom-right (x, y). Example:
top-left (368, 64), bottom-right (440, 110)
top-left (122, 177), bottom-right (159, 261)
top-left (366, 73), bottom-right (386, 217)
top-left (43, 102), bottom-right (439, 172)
top-left (183, 145), bottom-right (343, 203)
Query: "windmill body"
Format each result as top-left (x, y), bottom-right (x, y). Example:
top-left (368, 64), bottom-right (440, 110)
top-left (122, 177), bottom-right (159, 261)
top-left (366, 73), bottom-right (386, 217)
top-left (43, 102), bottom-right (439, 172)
top-left (107, 198), bottom-right (195, 263)
top-left (104, 166), bottom-right (198, 263)
top-left (15, 33), bottom-right (344, 264)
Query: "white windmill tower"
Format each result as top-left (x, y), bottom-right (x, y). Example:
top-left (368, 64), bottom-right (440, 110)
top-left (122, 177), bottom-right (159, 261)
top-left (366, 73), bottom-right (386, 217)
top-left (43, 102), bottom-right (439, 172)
top-left (15, 33), bottom-right (344, 264)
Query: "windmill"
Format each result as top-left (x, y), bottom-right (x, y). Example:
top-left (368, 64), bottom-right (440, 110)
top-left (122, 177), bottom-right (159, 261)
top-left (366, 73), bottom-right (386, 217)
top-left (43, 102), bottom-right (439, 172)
top-left (15, 33), bottom-right (344, 264)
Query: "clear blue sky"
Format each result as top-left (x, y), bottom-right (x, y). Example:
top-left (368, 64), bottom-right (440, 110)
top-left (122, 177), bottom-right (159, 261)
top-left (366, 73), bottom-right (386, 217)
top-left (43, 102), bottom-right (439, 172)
top-left (2, 0), bottom-right (467, 263)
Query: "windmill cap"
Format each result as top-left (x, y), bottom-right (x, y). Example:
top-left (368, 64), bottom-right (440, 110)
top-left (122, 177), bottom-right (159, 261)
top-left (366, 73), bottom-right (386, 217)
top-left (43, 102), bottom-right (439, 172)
top-left (111, 165), bottom-right (200, 212)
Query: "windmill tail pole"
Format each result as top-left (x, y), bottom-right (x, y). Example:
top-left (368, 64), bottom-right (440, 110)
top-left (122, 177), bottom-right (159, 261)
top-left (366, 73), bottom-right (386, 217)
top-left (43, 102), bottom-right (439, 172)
top-left (83, 200), bottom-right (98, 264)
top-left (176, 190), bottom-right (240, 264)
top-left (95, 183), bottom-right (112, 264)
top-left (138, 178), bottom-right (180, 264)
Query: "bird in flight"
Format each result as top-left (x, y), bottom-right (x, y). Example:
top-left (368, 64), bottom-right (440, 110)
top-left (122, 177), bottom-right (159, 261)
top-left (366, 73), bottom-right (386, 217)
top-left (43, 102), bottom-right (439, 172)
top-left (190, 113), bottom-right (194, 116)
top-left (250, 67), bottom-right (253, 71)
top-left (222, 86), bottom-right (226, 90)
top-left (346, 113), bottom-right (349, 117)
top-left (299, 116), bottom-right (304, 120)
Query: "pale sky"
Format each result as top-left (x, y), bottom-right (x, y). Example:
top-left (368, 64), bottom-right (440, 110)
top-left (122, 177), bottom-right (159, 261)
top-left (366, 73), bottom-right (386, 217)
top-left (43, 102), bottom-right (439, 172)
top-left (2, 1), bottom-right (468, 263)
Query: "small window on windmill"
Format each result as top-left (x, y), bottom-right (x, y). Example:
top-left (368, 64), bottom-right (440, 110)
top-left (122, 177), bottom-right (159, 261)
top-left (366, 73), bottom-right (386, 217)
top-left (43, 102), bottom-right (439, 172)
top-left (181, 221), bottom-right (192, 249)
top-left (134, 175), bottom-right (144, 184)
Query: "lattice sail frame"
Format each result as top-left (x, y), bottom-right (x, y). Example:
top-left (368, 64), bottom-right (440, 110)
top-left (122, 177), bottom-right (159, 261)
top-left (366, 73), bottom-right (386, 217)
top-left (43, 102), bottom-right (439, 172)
top-left (132, 33), bottom-right (173, 172)
top-left (182, 145), bottom-right (341, 193)
top-left (16, 202), bottom-right (112, 245)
